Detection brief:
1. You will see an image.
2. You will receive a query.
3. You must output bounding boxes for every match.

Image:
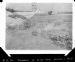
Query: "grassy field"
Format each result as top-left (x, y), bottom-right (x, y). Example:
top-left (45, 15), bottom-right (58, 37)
top-left (6, 13), bottom-right (72, 50)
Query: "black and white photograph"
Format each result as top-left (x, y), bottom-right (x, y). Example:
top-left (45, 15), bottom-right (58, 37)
top-left (6, 3), bottom-right (72, 50)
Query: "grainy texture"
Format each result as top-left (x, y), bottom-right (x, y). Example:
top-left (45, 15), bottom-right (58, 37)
top-left (6, 3), bottom-right (72, 50)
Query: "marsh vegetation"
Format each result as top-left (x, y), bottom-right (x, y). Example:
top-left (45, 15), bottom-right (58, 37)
top-left (6, 3), bottom-right (72, 50)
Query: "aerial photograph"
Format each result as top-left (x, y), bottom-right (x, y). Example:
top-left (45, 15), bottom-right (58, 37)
top-left (6, 3), bottom-right (72, 50)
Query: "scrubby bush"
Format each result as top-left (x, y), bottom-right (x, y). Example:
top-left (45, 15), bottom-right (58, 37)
top-left (48, 11), bottom-right (53, 15)
top-left (41, 30), bottom-right (72, 49)
top-left (31, 30), bottom-right (40, 37)
top-left (23, 21), bottom-right (32, 30)
top-left (66, 41), bottom-right (72, 50)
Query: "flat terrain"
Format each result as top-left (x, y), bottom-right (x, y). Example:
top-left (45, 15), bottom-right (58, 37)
top-left (6, 12), bottom-right (72, 50)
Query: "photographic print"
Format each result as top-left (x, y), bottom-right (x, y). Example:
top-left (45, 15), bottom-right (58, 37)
top-left (6, 3), bottom-right (72, 50)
